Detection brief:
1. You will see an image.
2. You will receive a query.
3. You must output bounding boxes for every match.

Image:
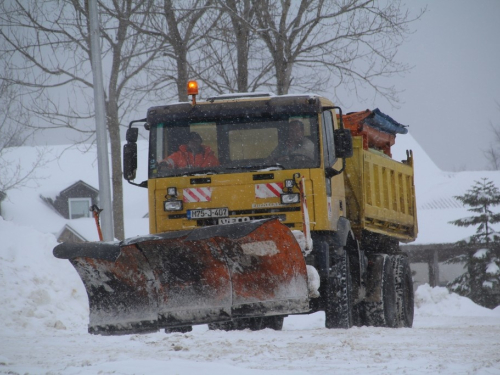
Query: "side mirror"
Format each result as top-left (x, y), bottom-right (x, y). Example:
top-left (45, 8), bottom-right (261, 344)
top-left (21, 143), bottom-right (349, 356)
top-left (334, 129), bottom-right (353, 159)
top-left (126, 127), bottom-right (139, 142)
top-left (123, 130), bottom-right (138, 181)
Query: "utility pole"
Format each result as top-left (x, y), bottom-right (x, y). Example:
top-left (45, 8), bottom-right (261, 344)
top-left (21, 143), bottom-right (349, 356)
top-left (88, 0), bottom-right (114, 241)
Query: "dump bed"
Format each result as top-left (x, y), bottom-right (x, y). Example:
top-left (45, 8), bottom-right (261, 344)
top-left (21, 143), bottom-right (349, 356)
top-left (344, 136), bottom-right (417, 242)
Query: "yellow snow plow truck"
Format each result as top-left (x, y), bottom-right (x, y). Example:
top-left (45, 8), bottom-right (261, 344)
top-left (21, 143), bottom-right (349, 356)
top-left (54, 84), bottom-right (417, 335)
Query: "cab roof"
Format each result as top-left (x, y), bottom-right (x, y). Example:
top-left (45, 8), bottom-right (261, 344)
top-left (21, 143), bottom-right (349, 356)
top-left (147, 94), bottom-right (336, 124)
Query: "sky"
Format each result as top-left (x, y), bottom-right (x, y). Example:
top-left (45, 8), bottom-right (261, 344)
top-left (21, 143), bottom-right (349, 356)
top-left (369, 0), bottom-right (500, 172)
top-left (27, 1), bottom-right (500, 172)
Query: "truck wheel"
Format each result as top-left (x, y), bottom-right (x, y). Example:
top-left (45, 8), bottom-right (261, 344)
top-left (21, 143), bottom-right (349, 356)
top-left (363, 255), bottom-right (397, 327)
top-left (263, 316), bottom-right (284, 330)
top-left (208, 321), bottom-right (235, 331)
top-left (245, 316), bottom-right (284, 331)
top-left (165, 326), bottom-right (192, 333)
top-left (325, 249), bottom-right (353, 329)
top-left (209, 317), bottom-right (284, 331)
top-left (392, 254), bottom-right (414, 327)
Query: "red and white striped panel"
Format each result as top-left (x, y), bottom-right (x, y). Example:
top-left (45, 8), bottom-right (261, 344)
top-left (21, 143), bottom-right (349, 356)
top-left (183, 187), bottom-right (213, 203)
top-left (255, 183), bottom-right (283, 199)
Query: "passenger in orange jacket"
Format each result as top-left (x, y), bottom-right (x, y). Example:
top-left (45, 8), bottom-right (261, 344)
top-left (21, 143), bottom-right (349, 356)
top-left (161, 132), bottom-right (219, 169)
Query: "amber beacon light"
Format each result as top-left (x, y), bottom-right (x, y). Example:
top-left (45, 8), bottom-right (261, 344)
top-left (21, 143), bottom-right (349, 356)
top-left (187, 80), bottom-right (198, 105)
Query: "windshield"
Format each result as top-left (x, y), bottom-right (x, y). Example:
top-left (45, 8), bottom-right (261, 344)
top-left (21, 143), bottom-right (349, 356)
top-left (149, 114), bottom-right (320, 178)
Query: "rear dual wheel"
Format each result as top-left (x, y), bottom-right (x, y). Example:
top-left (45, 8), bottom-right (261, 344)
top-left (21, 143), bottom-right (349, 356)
top-left (360, 255), bottom-right (397, 328)
top-left (357, 253), bottom-right (414, 328)
top-left (392, 254), bottom-right (414, 328)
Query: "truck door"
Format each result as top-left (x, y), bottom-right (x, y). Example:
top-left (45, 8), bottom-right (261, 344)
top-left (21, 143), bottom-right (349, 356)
top-left (322, 110), bottom-right (345, 230)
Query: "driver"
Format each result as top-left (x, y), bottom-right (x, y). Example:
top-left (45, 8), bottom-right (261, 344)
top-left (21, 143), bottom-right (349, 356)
top-left (160, 132), bottom-right (219, 168)
top-left (268, 120), bottom-right (315, 163)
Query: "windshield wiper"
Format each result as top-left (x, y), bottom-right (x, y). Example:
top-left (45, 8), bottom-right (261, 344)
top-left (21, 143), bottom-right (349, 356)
top-left (226, 163), bottom-right (285, 171)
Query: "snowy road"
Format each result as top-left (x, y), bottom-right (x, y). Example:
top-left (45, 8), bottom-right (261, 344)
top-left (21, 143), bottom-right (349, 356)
top-left (2, 311), bottom-right (500, 374)
top-left (1, 219), bottom-right (500, 374)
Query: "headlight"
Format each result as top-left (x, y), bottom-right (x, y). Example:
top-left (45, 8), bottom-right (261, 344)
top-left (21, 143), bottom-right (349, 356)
top-left (280, 193), bottom-right (300, 204)
top-left (164, 200), bottom-right (183, 211)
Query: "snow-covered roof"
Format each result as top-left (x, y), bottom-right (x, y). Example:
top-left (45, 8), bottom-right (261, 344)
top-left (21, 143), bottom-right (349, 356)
top-left (59, 180), bottom-right (99, 196)
top-left (392, 132), bottom-right (500, 245)
top-left (1, 141), bottom-right (150, 241)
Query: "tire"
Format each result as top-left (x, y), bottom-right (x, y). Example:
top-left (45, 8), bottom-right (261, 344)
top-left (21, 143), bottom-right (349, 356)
top-left (208, 316), bottom-right (284, 331)
top-left (362, 255), bottom-right (397, 327)
top-left (245, 318), bottom-right (264, 331)
top-left (325, 249), bottom-right (353, 329)
top-left (165, 326), bottom-right (192, 333)
top-left (263, 316), bottom-right (284, 330)
top-left (392, 254), bottom-right (414, 328)
top-left (208, 321), bottom-right (236, 331)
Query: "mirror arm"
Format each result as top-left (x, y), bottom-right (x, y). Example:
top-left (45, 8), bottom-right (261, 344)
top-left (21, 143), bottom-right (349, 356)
top-left (126, 179), bottom-right (148, 188)
top-left (325, 158), bottom-right (346, 178)
top-left (128, 118), bottom-right (147, 129)
top-left (332, 106), bottom-right (344, 130)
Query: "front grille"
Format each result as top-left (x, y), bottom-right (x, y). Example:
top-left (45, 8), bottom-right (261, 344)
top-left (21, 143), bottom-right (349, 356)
top-left (167, 206), bottom-right (300, 220)
top-left (195, 214), bottom-right (287, 227)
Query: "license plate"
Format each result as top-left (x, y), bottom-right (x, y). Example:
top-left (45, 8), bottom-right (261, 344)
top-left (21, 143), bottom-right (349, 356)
top-left (218, 217), bottom-right (250, 225)
top-left (187, 207), bottom-right (228, 219)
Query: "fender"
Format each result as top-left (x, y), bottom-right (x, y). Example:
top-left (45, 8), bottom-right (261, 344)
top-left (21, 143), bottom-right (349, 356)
top-left (331, 216), bottom-right (352, 250)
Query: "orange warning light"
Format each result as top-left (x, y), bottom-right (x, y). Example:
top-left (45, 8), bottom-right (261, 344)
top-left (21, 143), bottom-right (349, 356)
top-left (187, 80), bottom-right (198, 96)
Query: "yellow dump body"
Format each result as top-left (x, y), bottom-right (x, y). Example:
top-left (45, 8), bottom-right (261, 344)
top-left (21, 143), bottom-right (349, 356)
top-left (344, 136), bottom-right (418, 242)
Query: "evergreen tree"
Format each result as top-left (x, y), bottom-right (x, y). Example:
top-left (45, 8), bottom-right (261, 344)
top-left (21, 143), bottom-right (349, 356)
top-left (447, 178), bottom-right (500, 308)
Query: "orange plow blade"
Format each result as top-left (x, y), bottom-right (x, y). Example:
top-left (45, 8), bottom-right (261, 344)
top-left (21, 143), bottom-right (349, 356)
top-left (53, 219), bottom-right (310, 335)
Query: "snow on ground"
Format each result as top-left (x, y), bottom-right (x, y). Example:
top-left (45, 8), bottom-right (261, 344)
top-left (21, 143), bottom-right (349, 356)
top-left (1, 218), bottom-right (500, 375)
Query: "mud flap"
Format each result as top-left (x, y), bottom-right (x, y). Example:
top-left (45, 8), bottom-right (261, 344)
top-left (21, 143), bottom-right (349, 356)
top-left (54, 218), bottom-right (310, 335)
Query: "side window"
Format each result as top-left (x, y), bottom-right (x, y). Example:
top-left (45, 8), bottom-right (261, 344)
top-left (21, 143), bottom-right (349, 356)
top-left (322, 111), bottom-right (336, 166)
top-left (68, 198), bottom-right (91, 219)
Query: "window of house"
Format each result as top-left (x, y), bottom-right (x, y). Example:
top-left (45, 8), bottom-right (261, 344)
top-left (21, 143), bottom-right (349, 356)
top-left (68, 198), bottom-right (91, 219)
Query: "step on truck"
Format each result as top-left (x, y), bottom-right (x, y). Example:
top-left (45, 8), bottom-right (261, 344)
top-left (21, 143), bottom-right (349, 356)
top-left (54, 82), bottom-right (417, 335)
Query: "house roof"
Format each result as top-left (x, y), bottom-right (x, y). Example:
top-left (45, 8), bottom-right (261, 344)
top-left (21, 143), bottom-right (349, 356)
top-left (392, 132), bottom-right (500, 245)
top-left (59, 180), bottom-right (99, 196)
top-left (1, 141), bottom-right (150, 241)
top-left (56, 224), bottom-right (88, 242)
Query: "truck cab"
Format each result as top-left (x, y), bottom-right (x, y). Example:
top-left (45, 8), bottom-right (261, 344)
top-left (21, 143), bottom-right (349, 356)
top-left (129, 94), bottom-right (352, 235)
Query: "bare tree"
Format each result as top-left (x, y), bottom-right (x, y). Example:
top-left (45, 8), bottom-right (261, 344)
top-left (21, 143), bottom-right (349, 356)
top-left (135, 0), bottom-right (214, 101)
top-left (0, 0), bottom-right (167, 239)
top-left (0, 62), bottom-right (47, 193)
top-left (193, 0), bottom-right (274, 95)
top-left (252, 0), bottom-right (424, 101)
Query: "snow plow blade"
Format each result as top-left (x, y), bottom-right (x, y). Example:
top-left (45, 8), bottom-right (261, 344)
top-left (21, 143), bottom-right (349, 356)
top-left (53, 218), bottom-right (310, 335)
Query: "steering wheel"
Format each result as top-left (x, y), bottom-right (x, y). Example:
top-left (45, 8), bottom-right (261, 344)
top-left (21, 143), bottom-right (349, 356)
top-left (157, 161), bottom-right (171, 172)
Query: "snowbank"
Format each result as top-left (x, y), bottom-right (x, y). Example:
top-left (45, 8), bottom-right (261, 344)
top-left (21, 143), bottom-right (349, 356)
top-left (415, 284), bottom-right (500, 317)
top-left (0, 217), bottom-right (88, 335)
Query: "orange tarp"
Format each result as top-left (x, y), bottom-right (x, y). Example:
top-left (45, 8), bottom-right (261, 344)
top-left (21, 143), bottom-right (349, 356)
top-left (339, 110), bottom-right (395, 157)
